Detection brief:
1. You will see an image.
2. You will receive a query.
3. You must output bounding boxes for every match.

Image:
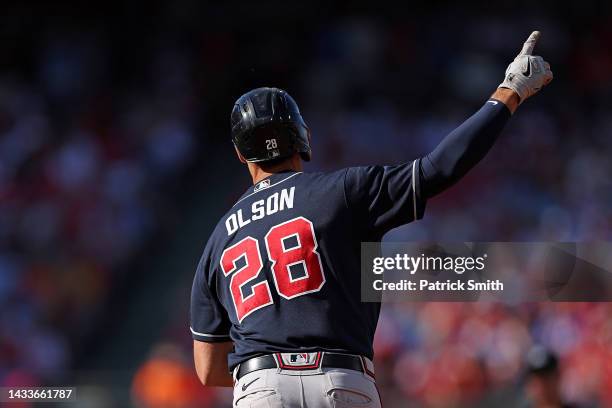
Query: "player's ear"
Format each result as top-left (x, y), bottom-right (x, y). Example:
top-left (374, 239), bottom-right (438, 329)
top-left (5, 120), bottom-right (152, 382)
top-left (234, 146), bottom-right (247, 164)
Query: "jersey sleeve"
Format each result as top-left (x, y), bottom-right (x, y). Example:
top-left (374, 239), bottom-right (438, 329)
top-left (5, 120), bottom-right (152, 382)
top-left (343, 160), bottom-right (426, 238)
top-left (190, 254), bottom-right (232, 343)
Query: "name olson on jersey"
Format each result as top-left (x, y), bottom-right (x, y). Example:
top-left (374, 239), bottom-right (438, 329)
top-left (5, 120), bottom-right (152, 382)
top-left (225, 187), bottom-right (295, 235)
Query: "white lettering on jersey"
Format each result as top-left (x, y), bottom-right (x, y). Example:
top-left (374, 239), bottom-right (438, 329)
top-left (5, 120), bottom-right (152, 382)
top-left (280, 186), bottom-right (294, 210)
top-left (267, 193), bottom-right (279, 215)
top-left (252, 200), bottom-right (265, 220)
top-left (225, 187), bottom-right (296, 236)
top-left (225, 214), bottom-right (238, 235)
top-left (237, 209), bottom-right (251, 228)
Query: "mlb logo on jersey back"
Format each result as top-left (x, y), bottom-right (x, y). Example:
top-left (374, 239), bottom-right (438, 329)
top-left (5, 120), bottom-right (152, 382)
top-left (290, 353), bottom-right (308, 363)
top-left (254, 179), bottom-right (271, 192)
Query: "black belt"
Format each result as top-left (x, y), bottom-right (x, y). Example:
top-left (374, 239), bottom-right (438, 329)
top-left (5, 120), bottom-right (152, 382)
top-left (236, 352), bottom-right (372, 381)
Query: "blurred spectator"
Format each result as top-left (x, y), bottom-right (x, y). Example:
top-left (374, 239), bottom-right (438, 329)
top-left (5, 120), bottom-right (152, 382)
top-left (524, 346), bottom-right (578, 408)
top-left (131, 343), bottom-right (217, 408)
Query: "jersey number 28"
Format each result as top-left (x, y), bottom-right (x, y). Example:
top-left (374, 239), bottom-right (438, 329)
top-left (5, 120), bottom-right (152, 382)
top-left (220, 217), bottom-right (326, 322)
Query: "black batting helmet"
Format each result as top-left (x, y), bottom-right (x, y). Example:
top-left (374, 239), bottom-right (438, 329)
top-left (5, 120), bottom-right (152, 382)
top-left (231, 87), bottom-right (311, 163)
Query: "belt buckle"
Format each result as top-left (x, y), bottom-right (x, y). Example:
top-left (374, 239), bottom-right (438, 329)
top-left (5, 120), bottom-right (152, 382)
top-left (276, 352), bottom-right (322, 370)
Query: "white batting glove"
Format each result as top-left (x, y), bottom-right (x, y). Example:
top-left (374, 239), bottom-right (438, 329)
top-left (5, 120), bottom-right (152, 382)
top-left (499, 31), bottom-right (553, 104)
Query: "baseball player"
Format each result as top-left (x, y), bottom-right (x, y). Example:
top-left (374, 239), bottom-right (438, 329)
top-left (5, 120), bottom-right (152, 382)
top-left (191, 31), bottom-right (552, 407)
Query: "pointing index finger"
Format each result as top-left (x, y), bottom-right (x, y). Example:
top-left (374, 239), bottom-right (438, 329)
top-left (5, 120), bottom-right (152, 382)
top-left (518, 31), bottom-right (541, 56)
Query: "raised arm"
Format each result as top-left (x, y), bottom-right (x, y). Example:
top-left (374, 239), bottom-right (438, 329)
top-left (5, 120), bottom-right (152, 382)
top-left (420, 31), bottom-right (553, 198)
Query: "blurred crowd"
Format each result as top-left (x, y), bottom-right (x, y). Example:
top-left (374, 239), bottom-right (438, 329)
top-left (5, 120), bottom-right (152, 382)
top-left (0, 25), bottom-right (199, 389)
top-left (1, 2), bottom-right (611, 407)
top-left (373, 303), bottom-right (612, 407)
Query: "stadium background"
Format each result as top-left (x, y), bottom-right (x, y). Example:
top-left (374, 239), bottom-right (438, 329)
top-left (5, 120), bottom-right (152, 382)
top-left (1, 1), bottom-right (611, 407)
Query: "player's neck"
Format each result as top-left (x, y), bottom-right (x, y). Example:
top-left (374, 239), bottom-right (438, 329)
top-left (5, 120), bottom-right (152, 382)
top-left (247, 156), bottom-right (303, 185)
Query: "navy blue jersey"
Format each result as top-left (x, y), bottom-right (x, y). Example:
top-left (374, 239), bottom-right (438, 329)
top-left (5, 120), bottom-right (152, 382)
top-left (190, 161), bottom-right (426, 370)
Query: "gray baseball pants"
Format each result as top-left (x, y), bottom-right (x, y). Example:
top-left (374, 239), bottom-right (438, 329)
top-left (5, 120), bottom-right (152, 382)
top-left (233, 366), bottom-right (381, 407)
